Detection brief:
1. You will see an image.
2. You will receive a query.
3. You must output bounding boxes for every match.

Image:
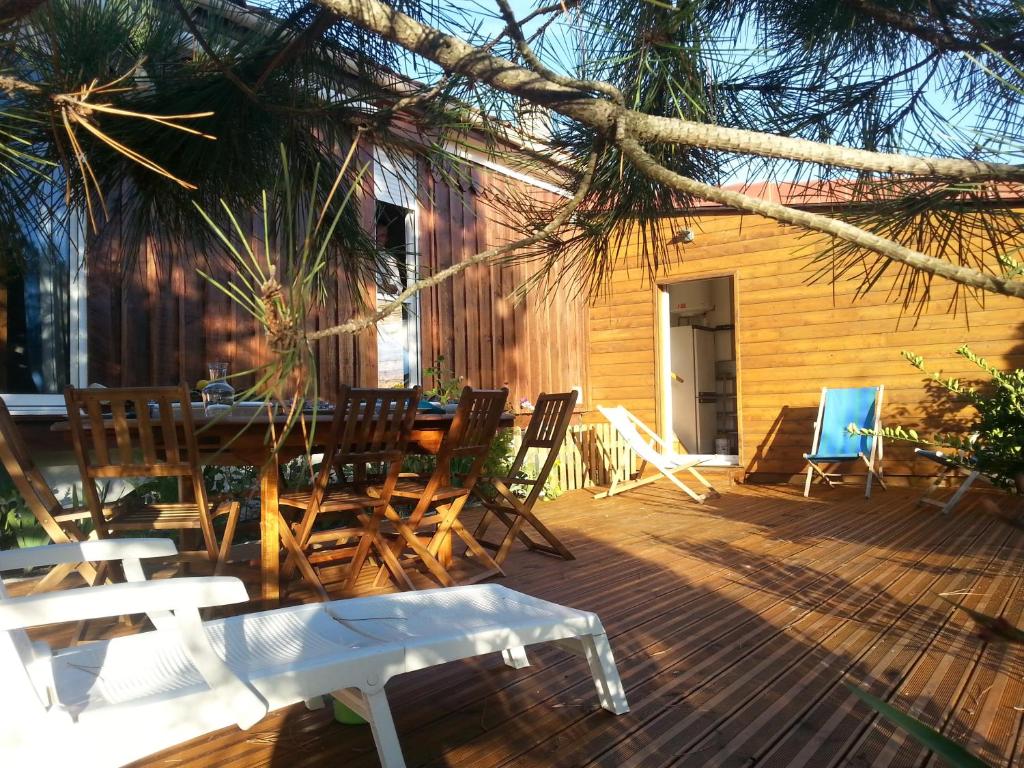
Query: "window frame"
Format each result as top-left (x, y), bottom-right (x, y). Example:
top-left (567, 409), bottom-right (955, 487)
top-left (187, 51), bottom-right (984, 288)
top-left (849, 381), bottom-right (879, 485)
top-left (1, 209), bottom-right (88, 415)
top-left (373, 149), bottom-right (421, 388)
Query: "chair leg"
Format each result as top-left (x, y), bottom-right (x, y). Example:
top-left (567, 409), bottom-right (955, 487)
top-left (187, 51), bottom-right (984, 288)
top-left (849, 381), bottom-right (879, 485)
top-left (450, 517), bottom-right (504, 581)
top-left (30, 561), bottom-right (78, 594)
top-left (391, 517), bottom-right (455, 587)
top-left (332, 689), bottom-right (407, 768)
top-left (473, 507), bottom-right (498, 543)
top-left (502, 645), bottom-right (530, 669)
top-left (942, 471), bottom-right (980, 514)
top-left (345, 512), bottom-right (382, 593)
top-left (374, 534), bottom-right (417, 591)
top-left (663, 469), bottom-right (707, 503)
top-left (276, 510), bottom-right (329, 601)
top-left (215, 501), bottom-right (241, 576)
top-left (803, 464), bottom-right (814, 497)
top-left (578, 633), bottom-right (630, 715)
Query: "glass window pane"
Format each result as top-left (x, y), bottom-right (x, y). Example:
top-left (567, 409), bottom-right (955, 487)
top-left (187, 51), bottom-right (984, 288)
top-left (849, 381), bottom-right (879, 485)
top-left (1, 201), bottom-right (71, 394)
top-left (375, 201), bottom-right (418, 388)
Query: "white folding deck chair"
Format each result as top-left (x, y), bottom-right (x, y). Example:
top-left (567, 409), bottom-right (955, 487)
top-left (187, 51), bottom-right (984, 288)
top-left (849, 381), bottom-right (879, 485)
top-left (914, 447), bottom-right (985, 514)
top-left (595, 405), bottom-right (718, 502)
top-left (0, 539), bottom-right (628, 768)
top-left (803, 385), bottom-right (886, 499)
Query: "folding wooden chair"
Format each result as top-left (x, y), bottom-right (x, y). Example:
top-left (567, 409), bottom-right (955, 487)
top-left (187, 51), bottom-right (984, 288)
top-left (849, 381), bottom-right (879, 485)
top-left (914, 447), bottom-right (985, 514)
top-left (595, 405), bottom-right (718, 501)
top-left (278, 386), bottom-right (421, 598)
top-left (63, 384), bottom-right (240, 575)
top-left (0, 398), bottom-right (104, 592)
top-left (472, 390), bottom-right (578, 565)
top-left (803, 385), bottom-right (886, 499)
top-left (375, 386), bottom-right (508, 588)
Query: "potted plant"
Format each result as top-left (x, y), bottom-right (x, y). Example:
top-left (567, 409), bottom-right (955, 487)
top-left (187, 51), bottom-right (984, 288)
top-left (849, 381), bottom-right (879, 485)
top-left (424, 355), bottom-right (464, 413)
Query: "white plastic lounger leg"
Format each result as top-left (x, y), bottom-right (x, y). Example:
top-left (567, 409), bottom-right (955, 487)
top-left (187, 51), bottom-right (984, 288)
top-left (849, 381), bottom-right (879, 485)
top-left (332, 688), bottom-right (407, 768)
top-left (942, 470), bottom-right (980, 514)
top-left (578, 633), bottom-right (629, 715)
top-left (502, 645), bottom-right (531, 669)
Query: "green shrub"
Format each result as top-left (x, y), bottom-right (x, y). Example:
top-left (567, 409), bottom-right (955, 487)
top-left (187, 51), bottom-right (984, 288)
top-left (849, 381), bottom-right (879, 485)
top-left (853, 344), bottom-right (1024, 494)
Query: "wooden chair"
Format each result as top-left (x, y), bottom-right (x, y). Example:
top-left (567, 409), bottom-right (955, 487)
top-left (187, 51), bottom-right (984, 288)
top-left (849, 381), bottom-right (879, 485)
top-left (63, 384), bottom-right (240, 575)
top-left (278, 386), bottom-right (421, 599)
top-left (471, 390), bottom-right (578, 565)
top-left (0, 398), bottom-right (104, 592)
top-left (376, 386), bottom-right (508, 589)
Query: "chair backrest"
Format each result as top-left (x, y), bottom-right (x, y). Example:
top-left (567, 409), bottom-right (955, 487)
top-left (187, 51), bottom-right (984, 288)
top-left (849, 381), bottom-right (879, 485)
top-left (0, 399), bottom-right (76, 546)
top-left (598, 405), bottom-right (673, 469)
top-left (812, 386), bottom-right (882, 458)
top-left (63, 385), bottom-right (211, 537)
top-left (435, 387), bottom-right (509, 484)
top-left (312, 386), bottom-right (421, 501)
top-left (504, 391), bottom-right (578, 504)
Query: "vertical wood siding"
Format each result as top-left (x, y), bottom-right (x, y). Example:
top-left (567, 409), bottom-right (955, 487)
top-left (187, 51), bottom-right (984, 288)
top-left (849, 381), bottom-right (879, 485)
top-left (86, 162), bottom-right (589, 408)
top-left (587, 213), bottom-right (1024, 481)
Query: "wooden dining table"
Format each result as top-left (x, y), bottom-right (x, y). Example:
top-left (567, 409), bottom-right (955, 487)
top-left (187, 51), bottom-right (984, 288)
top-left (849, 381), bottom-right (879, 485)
top-left (52, 408), bottom-right (514, 605)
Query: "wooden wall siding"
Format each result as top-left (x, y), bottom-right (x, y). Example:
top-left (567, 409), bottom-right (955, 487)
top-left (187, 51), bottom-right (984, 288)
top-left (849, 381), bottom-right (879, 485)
top-left (587, 213), bottom-right (1024, 481)
top-left (415, 165), bottom-right (589, 406)
top-left (86, 158), bottom-right (589, 407)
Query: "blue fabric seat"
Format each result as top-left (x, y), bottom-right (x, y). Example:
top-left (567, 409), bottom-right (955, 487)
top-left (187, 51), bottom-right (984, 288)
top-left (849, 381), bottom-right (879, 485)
top-left (803, 386), bottom-right (886, 498)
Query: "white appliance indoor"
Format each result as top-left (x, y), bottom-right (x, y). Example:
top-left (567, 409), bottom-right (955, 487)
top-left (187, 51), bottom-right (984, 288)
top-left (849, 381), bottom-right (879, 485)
top-left (669, 326), bottom-right (717, 454)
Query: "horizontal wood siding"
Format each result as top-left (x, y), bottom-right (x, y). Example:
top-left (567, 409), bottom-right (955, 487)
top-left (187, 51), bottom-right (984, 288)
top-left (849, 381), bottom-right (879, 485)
top-left (87, 161), bottom-right (588, 408)
top-left (587, 213), bottom-right (1024, 481)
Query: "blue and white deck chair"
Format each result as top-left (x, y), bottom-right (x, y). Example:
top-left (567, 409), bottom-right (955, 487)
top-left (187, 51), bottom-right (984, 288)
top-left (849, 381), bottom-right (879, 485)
top-left (803, 385), bottom-right (886, 498)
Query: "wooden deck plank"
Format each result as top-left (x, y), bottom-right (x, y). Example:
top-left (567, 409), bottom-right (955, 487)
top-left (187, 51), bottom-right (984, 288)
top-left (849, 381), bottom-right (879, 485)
top-left (12, 482), bottom-right (1023, 768)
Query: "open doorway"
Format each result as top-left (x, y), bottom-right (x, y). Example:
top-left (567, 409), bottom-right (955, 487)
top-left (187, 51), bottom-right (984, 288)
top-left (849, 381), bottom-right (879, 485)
top-left (659, 276), bottom-right (739, 467)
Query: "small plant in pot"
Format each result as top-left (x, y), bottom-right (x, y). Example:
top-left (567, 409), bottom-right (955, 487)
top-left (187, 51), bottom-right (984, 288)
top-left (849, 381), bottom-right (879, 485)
top-left (424, 355), bottom-right (464, 413)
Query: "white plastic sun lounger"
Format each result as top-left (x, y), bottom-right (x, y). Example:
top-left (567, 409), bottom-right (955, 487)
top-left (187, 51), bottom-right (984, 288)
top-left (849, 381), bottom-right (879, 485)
top-left (596, 405), bottom-right (719, 502)
top-left (0, 539), bottom-right (628, 768)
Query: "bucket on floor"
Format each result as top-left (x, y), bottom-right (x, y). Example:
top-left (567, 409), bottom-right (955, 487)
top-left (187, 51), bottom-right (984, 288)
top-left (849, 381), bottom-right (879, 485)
top-left (332, 698), bottom-right (367, 725)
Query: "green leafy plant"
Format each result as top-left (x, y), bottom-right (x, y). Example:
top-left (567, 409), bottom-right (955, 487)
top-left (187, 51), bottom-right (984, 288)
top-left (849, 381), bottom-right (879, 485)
top-left (845, 683), bottom-right (991, 767)
top-left (423, 355), bottom-right (463, 405)
top-left (851, 345), bottom-right (1024, 494)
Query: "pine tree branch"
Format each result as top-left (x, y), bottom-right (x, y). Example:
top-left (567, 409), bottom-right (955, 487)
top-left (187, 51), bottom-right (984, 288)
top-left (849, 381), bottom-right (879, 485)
top-left (313, 0), bottom-right (1024, 182)
top-left (617, 131), bottom-right (1024, 299)
top-left (0, 74), bottom-right (41, 94)
top-left (841, 0), bottom-right (1024, 55)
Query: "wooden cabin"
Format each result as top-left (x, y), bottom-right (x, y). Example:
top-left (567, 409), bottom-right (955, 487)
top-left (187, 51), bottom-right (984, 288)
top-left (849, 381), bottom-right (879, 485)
top-left (4, 160), bottom-right (1019, 488)
top-left (0, 145), bottom-right (589, 419)
top-left (587, 198), bottom-right (1023, 485)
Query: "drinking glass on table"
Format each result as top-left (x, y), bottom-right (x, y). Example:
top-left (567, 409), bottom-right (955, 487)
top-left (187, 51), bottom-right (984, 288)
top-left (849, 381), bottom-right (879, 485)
top-left (202, 362), bottom-right (235, 414)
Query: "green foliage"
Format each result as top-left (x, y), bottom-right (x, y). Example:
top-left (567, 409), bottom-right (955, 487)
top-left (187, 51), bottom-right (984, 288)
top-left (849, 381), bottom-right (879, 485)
top-left (851, 344), bottom-right (1024, 492)
top-left (844, 683), bottom-right (991, 768)
top-left (423, 355), bottom-right (464, 405)
top-left (400, 426), bottom-right (519, 493)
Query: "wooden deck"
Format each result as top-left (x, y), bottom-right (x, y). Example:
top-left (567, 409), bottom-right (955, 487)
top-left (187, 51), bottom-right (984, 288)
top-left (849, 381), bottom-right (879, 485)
top-left (30, 482), bottom-right (1024, 767)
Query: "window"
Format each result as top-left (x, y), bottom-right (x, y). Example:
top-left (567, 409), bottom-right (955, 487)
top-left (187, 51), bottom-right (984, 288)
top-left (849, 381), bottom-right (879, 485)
top-left (373, 149), bottom-right (420, 389)
top-left (375, 201), bottom-right (419, 388)
top-left (1, 204), bottom-right (87, 414)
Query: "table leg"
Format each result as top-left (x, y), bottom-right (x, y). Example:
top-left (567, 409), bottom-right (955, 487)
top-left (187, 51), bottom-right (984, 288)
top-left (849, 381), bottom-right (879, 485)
top-left (260, 461), bottom-right (281, 604)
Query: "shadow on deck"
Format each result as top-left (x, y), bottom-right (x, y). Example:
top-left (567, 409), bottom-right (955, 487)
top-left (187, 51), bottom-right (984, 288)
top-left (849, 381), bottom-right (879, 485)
top-left (34, 482), bottom-right (1024, 767)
